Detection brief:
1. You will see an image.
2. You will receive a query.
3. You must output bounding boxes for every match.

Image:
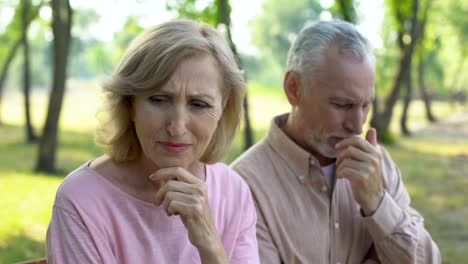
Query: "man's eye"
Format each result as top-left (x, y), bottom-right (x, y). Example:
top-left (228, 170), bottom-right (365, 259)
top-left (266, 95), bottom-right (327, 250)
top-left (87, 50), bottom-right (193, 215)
top-left (333, 103), bottom-right (352, 109)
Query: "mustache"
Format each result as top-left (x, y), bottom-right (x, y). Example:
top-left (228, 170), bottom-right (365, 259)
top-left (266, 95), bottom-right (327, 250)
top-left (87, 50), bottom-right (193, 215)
top-left (326, 132), bottom-right (352, 139)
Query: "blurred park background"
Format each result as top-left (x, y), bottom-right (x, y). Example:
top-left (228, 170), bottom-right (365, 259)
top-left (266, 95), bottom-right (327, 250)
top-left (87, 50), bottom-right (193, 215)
top-left (0, 0), bottom-right (467, 263)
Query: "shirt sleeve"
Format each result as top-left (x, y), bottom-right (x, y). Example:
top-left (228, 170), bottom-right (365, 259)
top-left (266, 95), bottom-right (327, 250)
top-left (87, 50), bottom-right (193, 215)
top-left (46, 206), bottom-right (112, 264)
top-left (362, 147), bottom-right (441, 264)
top-left (230, 184), bottom-right (261, 264)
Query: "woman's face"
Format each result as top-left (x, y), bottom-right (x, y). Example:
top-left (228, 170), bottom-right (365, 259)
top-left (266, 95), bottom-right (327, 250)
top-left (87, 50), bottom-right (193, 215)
top-left (131, 54), bottom-right (223, 170)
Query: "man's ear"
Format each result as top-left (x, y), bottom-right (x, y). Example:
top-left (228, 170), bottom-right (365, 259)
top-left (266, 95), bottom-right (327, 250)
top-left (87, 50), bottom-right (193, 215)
top-left (283, 71), bottom-right (303, 106)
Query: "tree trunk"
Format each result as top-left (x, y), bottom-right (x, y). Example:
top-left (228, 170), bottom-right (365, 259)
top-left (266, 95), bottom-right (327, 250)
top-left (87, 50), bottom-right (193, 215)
top-left (22, 0), bottom-right (37, 142)
top-left (0, 1), bottom-right (43, 125)
top-left (35, 0), bottom-right (72, 173)
top-left (448, 51), bottom-right (466, 108)
top-left (414, 0), bottom-right (436, 123)
top-left (0, 40), bottom-right (22, 125)
top-left (218, 0), bottom-right (254, 149)
top-left (400, 73), bottom-right (412, 136)
top-left (371, 0), bottom-right (419, 142)
top-left (417, 49), bottom-right (436, 122)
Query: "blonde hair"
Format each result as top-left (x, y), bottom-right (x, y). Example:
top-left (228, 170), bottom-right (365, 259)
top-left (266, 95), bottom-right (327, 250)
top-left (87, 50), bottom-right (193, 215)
top-left (95, 20), bottom-right (245, 163)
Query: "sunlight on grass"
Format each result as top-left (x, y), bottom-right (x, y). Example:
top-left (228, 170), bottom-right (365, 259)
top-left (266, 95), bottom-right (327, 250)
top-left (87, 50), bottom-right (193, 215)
top-left (0, 173), bottom-right (61, 255)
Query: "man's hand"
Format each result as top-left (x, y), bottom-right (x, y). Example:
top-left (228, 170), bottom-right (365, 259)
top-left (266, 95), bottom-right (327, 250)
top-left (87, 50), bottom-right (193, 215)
top-left (335, 128), bottom-right (384, 216)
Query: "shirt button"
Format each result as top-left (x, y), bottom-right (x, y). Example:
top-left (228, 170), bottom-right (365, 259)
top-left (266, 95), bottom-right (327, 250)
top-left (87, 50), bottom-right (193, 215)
top-left (298, 175), bottom-right (305, 181)
top-left (335, 222), bottom-right (340, 229)
top-left (309, 159), bottom-right (316, 166)
top-left (321, 185), bottom-right (328, 192)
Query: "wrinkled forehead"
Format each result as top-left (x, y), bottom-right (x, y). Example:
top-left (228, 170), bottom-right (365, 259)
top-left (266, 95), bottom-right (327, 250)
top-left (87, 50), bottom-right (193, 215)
top-left (311, 52), bottom-right (375, 99)
top-left (154, 54), bottom-right (224, 99)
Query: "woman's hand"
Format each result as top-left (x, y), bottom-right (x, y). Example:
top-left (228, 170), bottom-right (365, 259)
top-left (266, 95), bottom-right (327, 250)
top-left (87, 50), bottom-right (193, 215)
top-left (149, 167), bottom-right (228, 263)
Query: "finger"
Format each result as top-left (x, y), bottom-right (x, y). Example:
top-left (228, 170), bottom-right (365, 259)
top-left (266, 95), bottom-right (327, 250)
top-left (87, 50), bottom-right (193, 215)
top-left (149, 167), bottom-right (200, 185)
top-left (366, 127), bottom-right (377, 146)
top-left (336, 145), bottom-right (369, 166)
top-left (161, 191), bottom-right (198, 215)
top-left (154, 180), bottom-right (203, 205)
top-left (167, 200), bottom-right (204, 219)
top-left (336, 165), bottom-right (361, 181)
top-left (336, 158), bottom-right (370, 179)
top-left (335, 136), bottom-right (374, 153)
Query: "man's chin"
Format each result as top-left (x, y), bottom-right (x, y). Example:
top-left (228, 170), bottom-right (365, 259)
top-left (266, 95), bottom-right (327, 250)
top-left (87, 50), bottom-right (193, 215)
top-left (317, 145), bottom-right (338, 159)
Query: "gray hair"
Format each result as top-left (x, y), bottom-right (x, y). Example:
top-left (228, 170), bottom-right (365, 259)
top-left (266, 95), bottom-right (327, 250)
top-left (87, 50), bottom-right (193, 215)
top-left (286, 19), bottom-right (374, 83)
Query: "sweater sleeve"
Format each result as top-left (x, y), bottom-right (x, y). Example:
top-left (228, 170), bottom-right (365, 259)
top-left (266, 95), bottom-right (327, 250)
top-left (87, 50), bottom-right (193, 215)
top-left (362, 147), bottom-right (441, 264)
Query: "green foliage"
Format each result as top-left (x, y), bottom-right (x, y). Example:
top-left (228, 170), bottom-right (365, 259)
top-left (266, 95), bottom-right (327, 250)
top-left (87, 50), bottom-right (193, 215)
top-left (446, 0), bottom-right (468, 47)
top-left (86, 42), bottom-right (115, 76)
top-left (251, 0), bottom-right (323, 68)
top-left (166, 0), bottom-right (219, 25)
top-left (113, 16), bottom-right (144, 61)
top-left (388, 0), bottom-right (420, 36)
top-left (67, 9), bottom-right (114, 79)
top-left (442, 0), bottom-right (468, 92)
top-left (330, 0), bottom-right (357, 23)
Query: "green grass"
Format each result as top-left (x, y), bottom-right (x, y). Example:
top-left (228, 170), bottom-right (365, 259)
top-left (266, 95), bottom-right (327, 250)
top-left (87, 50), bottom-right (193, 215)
top-left (1, 81), bottom-right (467, 263)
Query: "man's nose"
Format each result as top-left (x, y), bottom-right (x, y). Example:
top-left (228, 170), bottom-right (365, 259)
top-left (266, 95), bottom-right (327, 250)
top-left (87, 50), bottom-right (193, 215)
top-left (166, 106), bottom-right (188, 137)
top-left (344, 108), bottom-right (365, 135)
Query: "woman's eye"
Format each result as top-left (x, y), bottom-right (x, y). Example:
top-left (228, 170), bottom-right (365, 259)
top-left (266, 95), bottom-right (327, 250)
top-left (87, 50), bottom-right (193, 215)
top-left (148, 96), bottom-right (167, 104)
top-left (190, 100), bottom-right (211, 109)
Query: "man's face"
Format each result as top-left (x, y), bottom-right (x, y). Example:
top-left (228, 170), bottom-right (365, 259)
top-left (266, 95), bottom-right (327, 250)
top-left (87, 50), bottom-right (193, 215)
top-left (296, 49), bottom-right (375, 162)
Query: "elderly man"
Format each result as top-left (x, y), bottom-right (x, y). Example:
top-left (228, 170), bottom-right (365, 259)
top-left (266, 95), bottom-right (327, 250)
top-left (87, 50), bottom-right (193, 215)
top-left (232, 20), bottom-right (440, 263)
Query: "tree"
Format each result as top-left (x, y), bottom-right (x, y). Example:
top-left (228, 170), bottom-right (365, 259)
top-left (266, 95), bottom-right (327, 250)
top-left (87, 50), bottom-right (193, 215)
top-left (399, 0), bottom-right (434, 135)
top-left (216, 0), bottom-right (254, 149)
top-left (0, 41), bottom-right (21, 125)
top-left (113, 16), bottom-right (144, 61)
top-left (332, 0), bottom-right (357, 23)
top-left (251, 0), bottom-right (323, 69)
top-left (371, 0), bottom-right (420, 141)
top-left (445, 0), bottom-right (468, 105)
top-left (414, 0), bottom-right (437, 123)
top-left (35, 0), bottom-right (73, 173)
top-left (21, 0), bottom-right (38, 142)
top-left (0, 1), bottom-right (42, 125)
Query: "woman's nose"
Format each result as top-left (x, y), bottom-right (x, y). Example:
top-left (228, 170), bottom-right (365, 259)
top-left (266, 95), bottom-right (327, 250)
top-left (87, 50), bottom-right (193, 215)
top-left (166, 106), bottom-right (188, 137)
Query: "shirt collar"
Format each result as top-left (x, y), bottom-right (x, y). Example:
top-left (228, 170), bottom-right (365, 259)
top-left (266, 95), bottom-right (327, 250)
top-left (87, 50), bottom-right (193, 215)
top-left (266, 114), bottom-right (321, 179)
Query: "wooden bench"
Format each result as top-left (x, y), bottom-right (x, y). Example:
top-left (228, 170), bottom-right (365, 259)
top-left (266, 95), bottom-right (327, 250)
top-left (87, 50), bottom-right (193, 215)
top-left (16, 258), bottom-right (47, 264)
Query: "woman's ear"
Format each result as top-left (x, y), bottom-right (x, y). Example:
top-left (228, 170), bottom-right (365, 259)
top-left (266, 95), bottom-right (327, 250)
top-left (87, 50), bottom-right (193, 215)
top-left (283, 71), bottom-right (303, 106)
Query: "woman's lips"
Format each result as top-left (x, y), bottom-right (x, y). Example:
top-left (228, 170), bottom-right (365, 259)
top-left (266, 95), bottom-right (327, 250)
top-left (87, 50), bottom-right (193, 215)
top-left (160, 142), bottom-right (192, 153)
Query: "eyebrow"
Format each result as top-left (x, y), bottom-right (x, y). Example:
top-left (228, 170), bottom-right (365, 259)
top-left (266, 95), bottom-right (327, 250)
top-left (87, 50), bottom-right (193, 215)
top-left (329, 97), bottom-right (356, 104)
top-left (329, 96), bottom-right (375, 104)
top-left (156, 90), bottom-right (216, 101)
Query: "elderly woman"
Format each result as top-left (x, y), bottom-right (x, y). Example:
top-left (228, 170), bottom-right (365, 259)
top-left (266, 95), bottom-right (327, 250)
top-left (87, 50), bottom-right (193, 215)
top-left (46, 20), bottom-right (259, 263)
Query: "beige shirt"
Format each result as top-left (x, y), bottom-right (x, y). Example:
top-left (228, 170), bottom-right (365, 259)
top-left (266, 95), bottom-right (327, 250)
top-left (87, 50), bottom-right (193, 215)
top-left (231, 114), bottom-right (440, 264)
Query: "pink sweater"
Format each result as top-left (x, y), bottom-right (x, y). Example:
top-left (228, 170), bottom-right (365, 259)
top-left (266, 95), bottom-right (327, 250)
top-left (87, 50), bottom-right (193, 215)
top-left (46, 162), bottom-right (259, 263)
